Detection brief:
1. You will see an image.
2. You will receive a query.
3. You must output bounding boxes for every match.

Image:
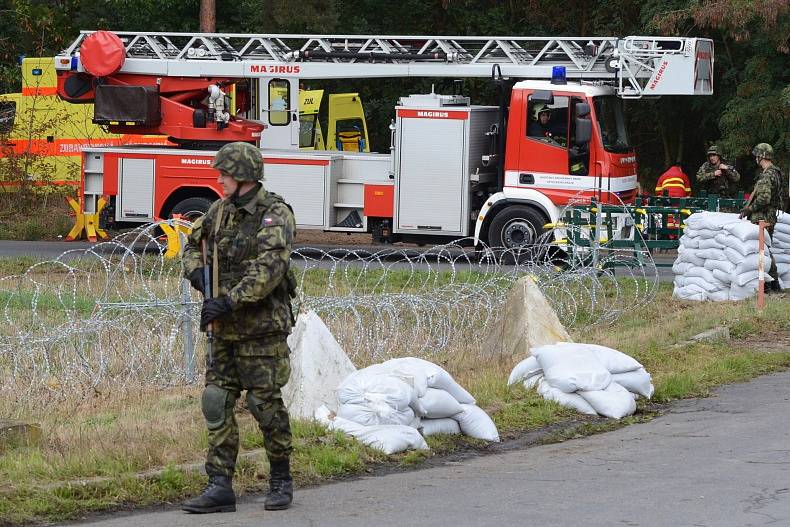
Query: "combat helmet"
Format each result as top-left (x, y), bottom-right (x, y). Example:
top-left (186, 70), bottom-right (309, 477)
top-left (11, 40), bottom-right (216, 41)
top-left (751, 143), bottom-right (774, 161)
top-left (532, 103), bottom-right (552, 121)
top-left (212, 142), bottom-right (264, 181)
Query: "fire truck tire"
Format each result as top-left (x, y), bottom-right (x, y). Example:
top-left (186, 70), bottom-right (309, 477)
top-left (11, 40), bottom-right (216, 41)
top-left (169, 197), bottom-right (214, 221)
top-left (487, 205), bottom-right (546, 251)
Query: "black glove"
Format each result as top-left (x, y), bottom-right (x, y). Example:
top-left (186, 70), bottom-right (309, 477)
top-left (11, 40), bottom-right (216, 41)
top-left (739, 207), bottom-right (751, 219)
top-left (187, 267), bottom-right (206, 295)
top-left (200, 296), bottom-right (232, 331)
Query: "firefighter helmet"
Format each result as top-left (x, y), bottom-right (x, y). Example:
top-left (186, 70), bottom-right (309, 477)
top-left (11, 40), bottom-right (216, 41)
top-left (212, 142), bottom-right (264, 182)
top-left (532, 103), bottom-right (551, 121)
top-left (752, 143), bottom-right (774, 161)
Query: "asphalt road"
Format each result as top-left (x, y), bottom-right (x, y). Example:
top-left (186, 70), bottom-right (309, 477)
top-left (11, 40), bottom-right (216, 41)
top-left (71, 371), bottom-right (790, 527)
top-left (0, 240), bottom-right (677, 281)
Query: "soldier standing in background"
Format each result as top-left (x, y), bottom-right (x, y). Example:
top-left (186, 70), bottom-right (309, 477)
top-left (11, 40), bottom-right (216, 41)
top-left (739, 143), bottom-right (784, 292)
top-left (696, 145), bottom-right (740, 197)
top-left (181, 141), bottom-right (298, 513)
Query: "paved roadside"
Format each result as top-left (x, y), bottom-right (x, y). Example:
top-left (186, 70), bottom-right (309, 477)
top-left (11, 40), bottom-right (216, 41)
top-left (73, 371), bottom-right (790, 527)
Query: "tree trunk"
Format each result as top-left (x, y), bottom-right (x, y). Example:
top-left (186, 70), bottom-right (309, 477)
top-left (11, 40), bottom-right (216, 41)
top-left (200, 0), bottom-right (216, 33)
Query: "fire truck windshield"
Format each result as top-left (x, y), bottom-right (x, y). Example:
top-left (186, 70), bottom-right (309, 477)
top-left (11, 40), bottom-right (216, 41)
top-left (593, 96), bottom-right (630, 154)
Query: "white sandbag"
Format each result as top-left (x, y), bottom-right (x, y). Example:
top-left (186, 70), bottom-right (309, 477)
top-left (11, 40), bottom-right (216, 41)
top-left (420, 418), bottom-right (462, 437)
top-left (429, 370), bottom-right (476, 405)
top-left (673, 276), bottom-right (687, 288)
top-left (778, 262), bottom-right (790, 275)
top-left (775, 221), bottom-right (790, 237)
top-left (706, 289), bottom-right (730, 302)
top-left (379, 357), bottom-right (475, 404)
top-left (684, 276), bottom-right (726, 292)
top-left (315, 405), bottom-right (428, 454)
top-left (676, 251), bottom-right (705, 267)
top-left (283, 310), bottom-right (358, 418)
top-left (735, 251), bottom-right (774, 275)
top-left (523, 373), bottom-right (543, 390)
top-left (697, 248), bottom-right (726, 260)
top-left (578, 382), bottom-right (637, 419)
top-left (733, 269), bottom-right (772, 287)
top-left (337, 370), bottom-right (414, 411)
top-left (685, 267), bottom-right (717, 280)
top-left (673, 286), bottom-right (706, 301)
top-left (537, 379), bottom-right (597, 415)
top-left (672, 260), bottom-right (694, 275)
top-left (337, 402), bottom-right (416, 427)
top-left (723, 220), bottom-right (770, 244)
top-left (377, 358), bottom-right (429, 398)
top-left (532, 343), bottom-right (612, 393)
top-left (722, 242), bottom-right (757, 260)
top-left (711, 268), bottom-right (732, 285)
top-left (571, 343), bottom-right (642, 374)
top-left (418, 388), bottom-right (464, 419)
top-left (730, 281), bottom-right (757, 300)
top-left (704, 258), bottom-right (736, 274)
top-left (697, 238), bottom-right (725, 250)
top-left (338, 418), bottom-right (429, 454)
top-left (507, 356), bottom-right (541, 386)
top-left (680, 236), bottom-right (700, 249)
top-left (772, 231), bottom-right (790, 246)
top-left (684, 211), bottom-right (739, 231)
top-left (611, 368), bottom-right (654, 399)
top-left (453, 404), bottom-right (500, 442)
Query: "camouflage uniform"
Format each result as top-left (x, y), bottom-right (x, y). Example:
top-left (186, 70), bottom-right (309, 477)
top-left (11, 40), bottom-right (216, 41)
top-left (182, 149), bottom-right (297, 481)
top-left (742, 144), bottom-right (784, 285)
top-left (696, 146), bottom-right (740, 196)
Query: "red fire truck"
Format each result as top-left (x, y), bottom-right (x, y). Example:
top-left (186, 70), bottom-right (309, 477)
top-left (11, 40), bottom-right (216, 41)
top-left (55, 31), bottom-right (713, 247)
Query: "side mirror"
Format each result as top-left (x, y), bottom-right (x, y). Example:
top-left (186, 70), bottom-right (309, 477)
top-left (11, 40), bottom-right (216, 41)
top-left (575, 118), bottom-right (592, 145)
top-left (575, 102), bottom-right (591, 118)
top-left (530, 90), bottom-right (554, 105)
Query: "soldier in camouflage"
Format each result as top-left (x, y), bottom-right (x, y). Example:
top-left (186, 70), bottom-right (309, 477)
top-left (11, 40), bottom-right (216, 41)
top-left (181, 142), bottom-right (298, 513)
top-left (739, 143), bottom-right (785, 292)
top-left (696, 145), bottom-right (741, 197)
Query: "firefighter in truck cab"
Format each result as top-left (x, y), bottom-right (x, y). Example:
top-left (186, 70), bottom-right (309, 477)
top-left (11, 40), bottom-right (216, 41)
top-left (528, 103), bottom-right (566, 144)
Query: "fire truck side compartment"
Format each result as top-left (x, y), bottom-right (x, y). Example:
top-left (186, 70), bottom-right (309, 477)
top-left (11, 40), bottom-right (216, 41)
top-left (394, 96), bottom-right (497, 237)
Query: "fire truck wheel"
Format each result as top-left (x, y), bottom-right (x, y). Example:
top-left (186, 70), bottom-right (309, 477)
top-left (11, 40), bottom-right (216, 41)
top-left (487, 205), bottom-right (546, 251)
top-left (170, 197), bottom-right (215, 222)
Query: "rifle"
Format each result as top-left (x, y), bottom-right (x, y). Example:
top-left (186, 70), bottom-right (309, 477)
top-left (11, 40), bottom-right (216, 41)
top-left (201, 239), bottom-right (214, 369)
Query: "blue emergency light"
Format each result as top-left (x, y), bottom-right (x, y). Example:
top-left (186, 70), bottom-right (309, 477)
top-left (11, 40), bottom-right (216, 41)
top-left (551, 65), bottom-right (567, 85)
top-left (32, 68), bottom-right (42, 76)
top-left (71, 56), bottom-right (79, 71)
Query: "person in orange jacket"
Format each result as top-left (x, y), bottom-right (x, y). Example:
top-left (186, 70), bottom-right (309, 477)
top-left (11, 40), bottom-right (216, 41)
top-left (655, 164), bottom-right (691, 237)
top-left (655, 164), bottom-right (692, 198)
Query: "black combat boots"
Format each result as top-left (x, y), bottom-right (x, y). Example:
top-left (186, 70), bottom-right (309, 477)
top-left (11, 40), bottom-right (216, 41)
top-left (264, 458), bottom-right (293, 510)
top-left (181, 474), bottom-right (236, 513)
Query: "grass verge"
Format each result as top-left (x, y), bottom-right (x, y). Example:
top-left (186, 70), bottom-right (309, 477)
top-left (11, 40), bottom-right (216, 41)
top-left (0, 282), bottom-right (789, 525)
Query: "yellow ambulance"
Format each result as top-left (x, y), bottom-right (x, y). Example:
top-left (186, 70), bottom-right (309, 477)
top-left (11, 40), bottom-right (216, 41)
top-left (0, 57), bottom-right (168, 190)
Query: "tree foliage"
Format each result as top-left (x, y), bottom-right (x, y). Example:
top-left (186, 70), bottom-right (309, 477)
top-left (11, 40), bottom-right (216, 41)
top-left (0, 0), bottom-right (786, 190)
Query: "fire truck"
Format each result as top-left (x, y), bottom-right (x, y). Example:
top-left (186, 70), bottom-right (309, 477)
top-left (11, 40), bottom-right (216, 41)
top-left (54, 31), bottom-right (713, 247)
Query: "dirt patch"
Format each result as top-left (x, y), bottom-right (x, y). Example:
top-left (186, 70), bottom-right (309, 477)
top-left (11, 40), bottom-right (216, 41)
top-left (732, 330), bottom-right (790, 353)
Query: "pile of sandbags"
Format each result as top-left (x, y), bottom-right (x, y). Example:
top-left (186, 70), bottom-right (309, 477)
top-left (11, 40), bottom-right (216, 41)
top-left (673, 211), bottom-right (776, 301)
top-left (317, 357), bottom-right (499, 454)
top-left (772, 212), bottom-right (790, 288)
top-left (508, 343), bottom-right (653, 419)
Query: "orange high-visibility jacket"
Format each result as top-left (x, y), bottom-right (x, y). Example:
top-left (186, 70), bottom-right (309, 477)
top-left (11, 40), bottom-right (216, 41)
top-left (655, 165), bottom-right (691, 197)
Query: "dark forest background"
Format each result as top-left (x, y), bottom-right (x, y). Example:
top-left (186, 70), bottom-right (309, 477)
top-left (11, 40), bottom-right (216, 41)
top-left (1, 0), bottom-right (787, 191)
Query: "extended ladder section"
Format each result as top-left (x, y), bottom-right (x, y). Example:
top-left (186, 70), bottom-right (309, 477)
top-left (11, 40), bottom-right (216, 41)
top-left (55, 32), bottom-right (713, 98)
